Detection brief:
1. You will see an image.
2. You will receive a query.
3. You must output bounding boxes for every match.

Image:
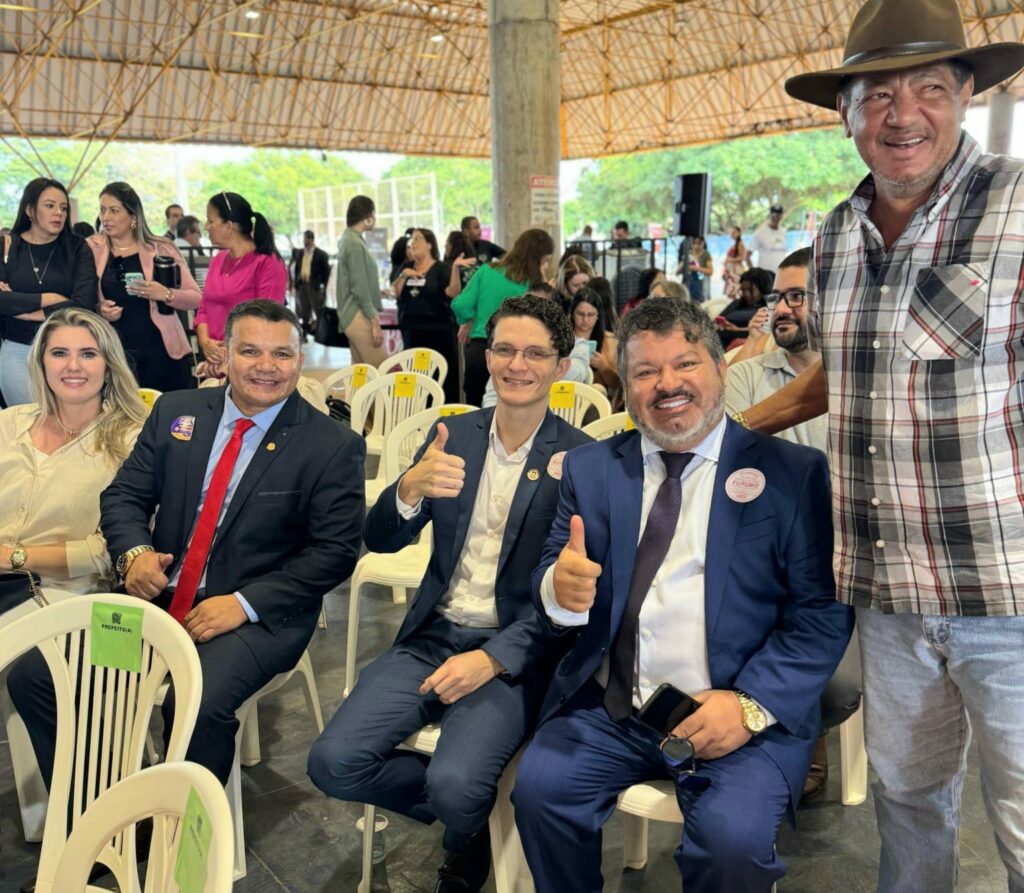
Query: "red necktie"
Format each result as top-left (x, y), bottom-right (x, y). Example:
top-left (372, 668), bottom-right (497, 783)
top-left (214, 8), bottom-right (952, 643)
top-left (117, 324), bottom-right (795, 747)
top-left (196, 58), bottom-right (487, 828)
top-left (169, 418), bottom-right (256, 622)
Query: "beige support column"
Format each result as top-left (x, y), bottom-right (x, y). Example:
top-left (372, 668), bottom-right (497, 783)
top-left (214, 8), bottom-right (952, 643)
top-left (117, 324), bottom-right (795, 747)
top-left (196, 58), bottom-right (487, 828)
top-left (488, 0), bottom-right (561, 251)
top-left (987, 89), bottom-right (1015, 156)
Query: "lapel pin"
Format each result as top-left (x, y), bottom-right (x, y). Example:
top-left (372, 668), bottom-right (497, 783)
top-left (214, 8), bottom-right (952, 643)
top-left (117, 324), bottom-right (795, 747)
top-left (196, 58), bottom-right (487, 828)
top-left (527, 469), bottom-right (540, 481)
top-left (266, 442), bottom-right (276, 451)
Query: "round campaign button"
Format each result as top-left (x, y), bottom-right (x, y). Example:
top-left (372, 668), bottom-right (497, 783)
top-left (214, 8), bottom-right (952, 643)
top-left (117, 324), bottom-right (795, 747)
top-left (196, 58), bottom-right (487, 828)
top-left (725, 468), bottom-right (765, 503)
top-left (547, 451), bottom-right (567, 480)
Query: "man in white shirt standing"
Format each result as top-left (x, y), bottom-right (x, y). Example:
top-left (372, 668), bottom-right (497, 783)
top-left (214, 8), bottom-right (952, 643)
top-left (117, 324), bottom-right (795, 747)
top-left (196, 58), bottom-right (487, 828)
top-left (308, 295), bottom-right (592, 893)
top-left (512, 297), bottom-right (852, 892)
top-left (749, 204), bottom-right (789, 272)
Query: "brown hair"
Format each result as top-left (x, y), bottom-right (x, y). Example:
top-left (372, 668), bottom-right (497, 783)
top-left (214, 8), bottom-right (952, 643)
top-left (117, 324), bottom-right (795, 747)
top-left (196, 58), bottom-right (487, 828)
top-left (493, 228), bottom-right (554, 286)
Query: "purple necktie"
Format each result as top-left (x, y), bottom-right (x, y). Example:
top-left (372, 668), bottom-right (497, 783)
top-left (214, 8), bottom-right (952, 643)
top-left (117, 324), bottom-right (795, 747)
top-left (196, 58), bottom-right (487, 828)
top-left (605, 450), bottom-right (694, 721)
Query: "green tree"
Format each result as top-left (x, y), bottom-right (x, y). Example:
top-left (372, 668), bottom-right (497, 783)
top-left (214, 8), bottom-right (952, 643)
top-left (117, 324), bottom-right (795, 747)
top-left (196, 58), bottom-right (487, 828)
top-left (568, 129), bottom-right (867, 236)
top-left (383, 156), bottom-right (494, 235)
top-left (187, 149), bottom-right (362, 243)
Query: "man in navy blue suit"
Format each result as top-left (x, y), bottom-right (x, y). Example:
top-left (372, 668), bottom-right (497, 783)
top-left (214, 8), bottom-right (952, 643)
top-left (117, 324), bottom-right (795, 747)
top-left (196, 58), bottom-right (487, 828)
top-left (308, 295), bottom-right (591, 892)
top-left (513, 298), bottom-right (853, 892)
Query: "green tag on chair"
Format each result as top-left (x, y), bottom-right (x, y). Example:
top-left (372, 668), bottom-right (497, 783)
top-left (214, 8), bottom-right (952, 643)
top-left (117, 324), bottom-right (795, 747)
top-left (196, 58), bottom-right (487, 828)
top-left (90, 602), bottom-right (144, 672)
top-left (174, 787), bottom-right (213, 893)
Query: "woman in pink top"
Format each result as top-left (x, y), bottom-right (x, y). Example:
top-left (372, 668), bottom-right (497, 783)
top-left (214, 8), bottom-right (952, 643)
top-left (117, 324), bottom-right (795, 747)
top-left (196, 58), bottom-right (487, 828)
top-left (195, 191), bottom-right (287, 377)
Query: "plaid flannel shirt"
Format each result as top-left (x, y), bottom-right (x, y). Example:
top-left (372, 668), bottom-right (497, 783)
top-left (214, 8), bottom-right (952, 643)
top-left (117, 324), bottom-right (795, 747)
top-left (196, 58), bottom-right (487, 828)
top-left (814, 133), bottom-right (1024, 616)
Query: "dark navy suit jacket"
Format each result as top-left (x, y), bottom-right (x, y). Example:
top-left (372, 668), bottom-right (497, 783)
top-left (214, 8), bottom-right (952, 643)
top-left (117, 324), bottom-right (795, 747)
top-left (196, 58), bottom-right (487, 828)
top-left (364, 407), bottom-right (592, 680)
top-left (101, 387), bottom-right (366, 674)
top-left (531, 419), bottom-right (854, 805)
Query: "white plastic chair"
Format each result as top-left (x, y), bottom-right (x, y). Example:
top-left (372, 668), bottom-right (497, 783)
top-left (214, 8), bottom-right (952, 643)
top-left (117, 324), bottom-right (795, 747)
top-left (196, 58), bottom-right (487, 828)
top-left (145, 649), bottom-right (325, 881)
top-left (198, 376), bottom-right (224, 389)
top-left (0, 594), bottom-right (202, 893)
top-left (322, 363), bottom-right (379, 403)
top-left (344, 524), bottom-right (433, 697)
top-left (357, 725), bottom-right (530, 893)
top-left (617, 707), bottom-right (868, 873)
top-left (363, 403), bottom-right (475, 508)
top-left (548, 380), bottom-right (612, 428)
top-left (138, 388), bottom-right (162, 413)
top-left (378, 347), bottom-right (448, 389)
top-left (350, 371), bottom-right (445, 457)
top-left (582, 411), bottom-right (633, 440)
top-left (297, 375), bottom-right (328, 413)
top-left (52, 762), bottom-right (234, 893)
top-left (702, 297), bottom-right (731, 319)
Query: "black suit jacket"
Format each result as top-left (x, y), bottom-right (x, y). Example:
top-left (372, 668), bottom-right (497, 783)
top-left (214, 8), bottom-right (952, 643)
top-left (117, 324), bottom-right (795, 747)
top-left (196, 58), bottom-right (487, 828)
top-left (291, 246), bottom-right (331, 290)
top-left (363, 407), bottom-right (591, 680)
top-left (101, 388), bottom-right (366, 672)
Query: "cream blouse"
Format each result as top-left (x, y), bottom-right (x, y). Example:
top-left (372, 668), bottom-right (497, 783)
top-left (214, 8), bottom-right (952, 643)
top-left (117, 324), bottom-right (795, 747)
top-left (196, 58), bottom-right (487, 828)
top-left (0, 404), bottom-right (136, 593)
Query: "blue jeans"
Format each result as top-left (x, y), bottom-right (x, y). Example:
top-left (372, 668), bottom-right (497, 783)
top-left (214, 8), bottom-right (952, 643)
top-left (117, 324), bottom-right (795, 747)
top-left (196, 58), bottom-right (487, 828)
top-left (857, 607), bottom-right (1024, 892)
top-left (0, 339), bottom-right (33, 406)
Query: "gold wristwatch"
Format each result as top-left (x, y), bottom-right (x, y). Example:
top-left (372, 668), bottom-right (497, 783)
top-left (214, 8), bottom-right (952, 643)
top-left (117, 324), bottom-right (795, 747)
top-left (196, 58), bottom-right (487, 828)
top-left (10, 545), bottom-right (27, 570)
top-left (735, 690), bottom-right (768, 734)
top-left (116, 545), bottom-right (155, 577)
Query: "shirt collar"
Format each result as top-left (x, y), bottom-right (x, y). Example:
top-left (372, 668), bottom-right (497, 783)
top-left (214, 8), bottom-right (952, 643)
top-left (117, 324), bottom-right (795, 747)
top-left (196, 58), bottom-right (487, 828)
top-left (639, 413), bottom-right (727, 467)
top-left (222, 387), bottom-right (289, 434)
top-left (759, 348), bottom-right (800, 374)
top-left (849, 131), bottom-right (979, 224)
top-left (488, 413), bottom-right (544, 462)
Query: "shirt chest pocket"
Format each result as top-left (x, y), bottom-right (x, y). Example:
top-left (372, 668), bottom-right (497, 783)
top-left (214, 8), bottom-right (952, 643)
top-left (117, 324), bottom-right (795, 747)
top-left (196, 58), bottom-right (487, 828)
top-left (901, 262), bottom-right (989, 361)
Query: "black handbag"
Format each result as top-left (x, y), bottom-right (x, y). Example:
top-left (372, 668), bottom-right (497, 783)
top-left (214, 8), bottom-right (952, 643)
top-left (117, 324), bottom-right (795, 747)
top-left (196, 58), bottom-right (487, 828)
top-left (325, 395), bottom-right (352, 428)
top-left (315, 307), bottom-right (348, 348)
top-left (0, 569), bottom-right (46, 617)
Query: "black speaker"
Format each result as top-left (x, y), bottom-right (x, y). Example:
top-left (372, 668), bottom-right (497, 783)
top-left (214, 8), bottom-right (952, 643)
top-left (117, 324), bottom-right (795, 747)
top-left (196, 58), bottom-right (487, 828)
top-left (673, 173), bottom-right (712, 238)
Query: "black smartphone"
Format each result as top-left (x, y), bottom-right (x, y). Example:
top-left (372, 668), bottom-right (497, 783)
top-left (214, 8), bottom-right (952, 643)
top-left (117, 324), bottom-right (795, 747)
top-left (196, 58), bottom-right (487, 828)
top-left (637, 683), bottom-right (700, 737)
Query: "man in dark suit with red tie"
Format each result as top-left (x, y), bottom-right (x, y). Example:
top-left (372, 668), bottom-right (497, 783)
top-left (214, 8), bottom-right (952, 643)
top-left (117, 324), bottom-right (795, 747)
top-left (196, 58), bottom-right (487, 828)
top-left (8, 300), bottom-right (365, 786)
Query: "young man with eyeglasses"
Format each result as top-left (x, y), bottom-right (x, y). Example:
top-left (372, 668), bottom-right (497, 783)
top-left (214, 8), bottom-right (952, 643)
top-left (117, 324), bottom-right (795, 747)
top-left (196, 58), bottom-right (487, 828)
top-left (724, 248), bottom-right (825, 450)
top-left (309, 295), bottom-right (592, 893)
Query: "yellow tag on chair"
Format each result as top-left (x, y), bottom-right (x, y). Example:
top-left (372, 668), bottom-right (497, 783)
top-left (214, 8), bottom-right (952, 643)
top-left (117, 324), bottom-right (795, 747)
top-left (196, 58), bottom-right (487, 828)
top-left (549, 382), bottom-right (575, 410)
top-left (439, 406), bottom-right (469, 417)
top-left (625, 414), bottom-right (636, 431)
top-left (413, 349), bottom-right (431, 373)
top-left (395, 373), bottom-right (417, 398)
top-left (351, 365), bottom-right (368, 391)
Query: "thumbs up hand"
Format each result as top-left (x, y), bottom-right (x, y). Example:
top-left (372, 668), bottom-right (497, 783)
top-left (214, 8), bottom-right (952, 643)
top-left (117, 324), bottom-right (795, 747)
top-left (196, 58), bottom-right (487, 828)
top-left (553, 515), bottom-right (602, 613)
top-left (126, 550), bottom-right (175, 601)
top-left (397, 423), bottom-right (467, 504)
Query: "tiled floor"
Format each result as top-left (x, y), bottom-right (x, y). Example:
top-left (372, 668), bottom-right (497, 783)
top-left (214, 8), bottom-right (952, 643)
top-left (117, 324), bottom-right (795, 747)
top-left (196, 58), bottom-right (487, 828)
top-left (0, 578), bottom-right (1012, 892)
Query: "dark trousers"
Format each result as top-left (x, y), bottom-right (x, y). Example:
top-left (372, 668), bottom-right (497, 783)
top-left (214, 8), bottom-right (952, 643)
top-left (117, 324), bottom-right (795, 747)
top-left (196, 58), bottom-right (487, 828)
top-left (463, 338), bottom-right (489, 407)
top-left (400, 324), bottom-right (461, 404)
top-left (307, 615), bottom-right (538, 851)
top-left (512, 682), bottom-right (790, 893)
top-left (7, 622), bottom-right (276, 787)
top-left (295, 281), bottom-right (326, 333)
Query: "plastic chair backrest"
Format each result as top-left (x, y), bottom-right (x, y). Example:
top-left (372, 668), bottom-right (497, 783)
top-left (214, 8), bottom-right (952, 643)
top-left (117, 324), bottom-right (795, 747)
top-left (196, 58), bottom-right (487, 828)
top-left (321, 364), bottom-right (380, 403)
top-left (198, 377), bottom-right (224, 389)
top-left (0, 594), bottom-right (202, 892)
top-left (380, 405), bottom-right (477, 484)
top-left (350, 372), bottom-right (445, 444)
top-left (703, 297), bottom-right (730, 319)
top-left (582, 411), bottom-right (633, 440)
top-left (548, 380), bottom-right (613, 427)
top-left (378, 348), bottom-right (448, 389)
top-left (137, 389), bottom-right (162, 413)
top-left (297, 376), bottom-right (328, 415)
top-left (52, 762), bottom-right (233, 893)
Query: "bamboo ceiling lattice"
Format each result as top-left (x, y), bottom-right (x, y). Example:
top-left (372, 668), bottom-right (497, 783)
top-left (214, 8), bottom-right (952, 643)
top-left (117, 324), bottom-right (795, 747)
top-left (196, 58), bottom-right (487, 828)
top-left (1, 0), bottom-right (1023, 163)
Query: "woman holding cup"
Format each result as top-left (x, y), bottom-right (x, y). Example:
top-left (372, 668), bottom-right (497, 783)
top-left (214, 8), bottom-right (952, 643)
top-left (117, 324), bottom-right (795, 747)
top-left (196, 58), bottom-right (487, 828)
top-left (88, 182), bottom-right (200, 391)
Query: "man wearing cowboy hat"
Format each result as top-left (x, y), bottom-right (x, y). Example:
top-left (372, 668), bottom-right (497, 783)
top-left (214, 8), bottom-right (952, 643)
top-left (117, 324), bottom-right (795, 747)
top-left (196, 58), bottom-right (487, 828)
top-left (736, 1), bottom-right (1024, 890)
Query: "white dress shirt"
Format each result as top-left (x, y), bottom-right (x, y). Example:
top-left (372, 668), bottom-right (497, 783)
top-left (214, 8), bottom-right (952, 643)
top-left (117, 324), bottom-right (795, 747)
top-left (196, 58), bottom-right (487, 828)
top-left (542, 416), bottom-right (776, 724)
top-left (398, 416), bottom-right (542, 628)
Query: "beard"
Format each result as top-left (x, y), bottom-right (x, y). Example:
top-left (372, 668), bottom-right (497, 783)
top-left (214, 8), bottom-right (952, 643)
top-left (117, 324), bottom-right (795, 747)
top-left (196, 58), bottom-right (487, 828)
top-left (627, 383), bottom-right (726, 452)
top-left (773, 319), bottom-right (809, 352)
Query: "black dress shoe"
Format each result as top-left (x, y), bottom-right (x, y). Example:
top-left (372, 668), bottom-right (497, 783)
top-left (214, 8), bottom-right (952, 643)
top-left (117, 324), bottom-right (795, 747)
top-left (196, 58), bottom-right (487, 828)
top-left (434, 828), bottom-right (491, 893)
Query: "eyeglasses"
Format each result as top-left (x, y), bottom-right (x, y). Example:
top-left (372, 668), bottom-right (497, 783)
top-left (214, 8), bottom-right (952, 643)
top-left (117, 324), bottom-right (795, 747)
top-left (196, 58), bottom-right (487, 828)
top-left (765, 289), bottom-right (810, 310)
top-left (489, 343), bottom-right (558, 363)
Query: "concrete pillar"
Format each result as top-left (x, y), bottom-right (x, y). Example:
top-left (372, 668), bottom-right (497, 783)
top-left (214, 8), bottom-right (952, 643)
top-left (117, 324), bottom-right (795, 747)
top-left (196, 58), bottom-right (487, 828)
top-left (488, 0), bottom-right (561, 252)
top-left (987, 89), bottom-right (1015, 156)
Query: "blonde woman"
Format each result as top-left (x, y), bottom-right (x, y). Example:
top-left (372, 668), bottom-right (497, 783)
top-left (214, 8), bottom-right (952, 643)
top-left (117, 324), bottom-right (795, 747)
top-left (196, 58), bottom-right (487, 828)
top-left (0, 307), bottom-right (146, 592)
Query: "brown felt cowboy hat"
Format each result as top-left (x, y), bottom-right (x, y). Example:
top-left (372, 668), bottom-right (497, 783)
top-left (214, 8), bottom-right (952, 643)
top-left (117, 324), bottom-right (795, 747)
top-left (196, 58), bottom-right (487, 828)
top-left (785, 0), bottom-right (1024, 109)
